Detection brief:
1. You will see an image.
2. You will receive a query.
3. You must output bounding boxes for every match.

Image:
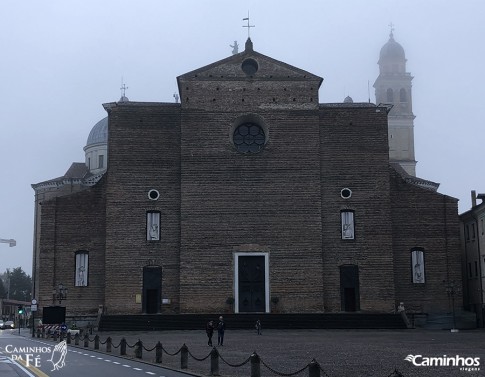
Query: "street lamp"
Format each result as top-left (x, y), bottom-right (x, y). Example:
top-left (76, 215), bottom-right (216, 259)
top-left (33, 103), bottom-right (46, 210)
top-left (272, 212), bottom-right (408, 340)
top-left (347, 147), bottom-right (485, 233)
top-left (52, 283), bottom-right (68, 304)
top-left (446, 281), bottom-right (459, 333)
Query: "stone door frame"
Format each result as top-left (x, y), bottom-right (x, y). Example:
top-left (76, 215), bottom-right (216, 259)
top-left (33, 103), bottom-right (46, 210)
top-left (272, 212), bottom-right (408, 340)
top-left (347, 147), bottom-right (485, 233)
top-left (234, 252), bottom-right (270, 314)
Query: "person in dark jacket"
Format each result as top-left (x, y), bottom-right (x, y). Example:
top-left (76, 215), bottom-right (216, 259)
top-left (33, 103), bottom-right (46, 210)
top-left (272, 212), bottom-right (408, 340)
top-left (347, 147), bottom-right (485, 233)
top-left (206, 320), bottom-right (214, 346)
top-left (255, 319), bottom-right (262, 335)
top-left (217, 316), bottom-right (226, 346)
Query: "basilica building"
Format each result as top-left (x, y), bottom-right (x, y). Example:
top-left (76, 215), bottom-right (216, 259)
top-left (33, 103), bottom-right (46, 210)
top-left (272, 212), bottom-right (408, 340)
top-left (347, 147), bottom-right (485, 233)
top-left (32, 33), bottom-right (462, 324)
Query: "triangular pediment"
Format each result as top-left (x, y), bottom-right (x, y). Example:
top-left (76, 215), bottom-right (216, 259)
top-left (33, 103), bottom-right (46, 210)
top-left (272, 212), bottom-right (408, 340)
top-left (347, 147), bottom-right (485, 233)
top-left (177, 39), bottom-right (322, 85)
top-left (176, 39), bottom-right (322, 110)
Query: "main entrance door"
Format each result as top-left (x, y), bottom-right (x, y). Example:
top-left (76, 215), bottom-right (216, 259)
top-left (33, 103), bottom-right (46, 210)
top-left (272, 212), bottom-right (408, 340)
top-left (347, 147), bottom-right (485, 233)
top-left (340, 265), bottom-right (360, 312)
top-left (237, 255), bottom-right (266, 313)
top-left (143, 266), bottom-right (162, 314)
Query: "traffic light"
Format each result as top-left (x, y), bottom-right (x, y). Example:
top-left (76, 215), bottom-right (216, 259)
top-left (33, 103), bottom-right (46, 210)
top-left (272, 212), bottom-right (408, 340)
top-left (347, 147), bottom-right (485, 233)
top-left (17, 305), bottom-right (24, 314)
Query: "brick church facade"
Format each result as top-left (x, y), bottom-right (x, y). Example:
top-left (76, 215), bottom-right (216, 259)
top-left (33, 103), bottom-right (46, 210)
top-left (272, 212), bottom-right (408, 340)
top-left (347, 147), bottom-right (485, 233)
top-left (32, 37), bottom-right (462, 321)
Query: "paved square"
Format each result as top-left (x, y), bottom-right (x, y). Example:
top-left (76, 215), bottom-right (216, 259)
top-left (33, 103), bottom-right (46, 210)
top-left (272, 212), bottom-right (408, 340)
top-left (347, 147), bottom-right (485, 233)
top-left (96, 328), bottom-right (485, 377)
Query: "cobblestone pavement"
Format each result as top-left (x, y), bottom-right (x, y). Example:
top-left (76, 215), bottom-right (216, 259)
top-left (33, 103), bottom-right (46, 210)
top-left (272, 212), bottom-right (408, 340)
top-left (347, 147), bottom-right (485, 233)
top-left (23, 328), bottom-right (485, 377)
top-left (81, 328), bottom-right (485, 377)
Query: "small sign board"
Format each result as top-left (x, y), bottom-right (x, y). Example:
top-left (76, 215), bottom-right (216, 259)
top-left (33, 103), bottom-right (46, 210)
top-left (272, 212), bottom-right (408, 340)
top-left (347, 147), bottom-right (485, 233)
top-left (31, 304), bottom-right (38, 312)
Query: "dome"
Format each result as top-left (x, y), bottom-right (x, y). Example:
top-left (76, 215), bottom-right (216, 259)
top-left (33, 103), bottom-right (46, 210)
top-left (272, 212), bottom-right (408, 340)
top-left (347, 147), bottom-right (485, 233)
top-left (343, 96), bottom-right (354, 103)
top-left (379, 32), bottom-right (405, 61)
top-left (86, 117), bottom-right (108, 147)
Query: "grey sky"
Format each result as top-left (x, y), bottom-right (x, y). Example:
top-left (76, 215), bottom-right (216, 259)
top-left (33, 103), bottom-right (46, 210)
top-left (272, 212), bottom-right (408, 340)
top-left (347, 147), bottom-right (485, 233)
top-left (1, 0), bottom-right (483, 274)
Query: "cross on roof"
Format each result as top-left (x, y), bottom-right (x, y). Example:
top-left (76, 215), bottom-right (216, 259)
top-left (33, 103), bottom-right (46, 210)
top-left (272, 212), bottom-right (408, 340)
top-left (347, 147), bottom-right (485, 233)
top-left (242, 11), bottom-right (255, 38)
top-left (388, 22), bottom-right (395, 37)
top-left (120, 82), bottom-right (128, 97)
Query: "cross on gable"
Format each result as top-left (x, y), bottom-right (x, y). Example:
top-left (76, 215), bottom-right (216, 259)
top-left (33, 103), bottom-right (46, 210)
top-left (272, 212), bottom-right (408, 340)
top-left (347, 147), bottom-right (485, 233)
top-left (242, 12), bottom-right (255, 38)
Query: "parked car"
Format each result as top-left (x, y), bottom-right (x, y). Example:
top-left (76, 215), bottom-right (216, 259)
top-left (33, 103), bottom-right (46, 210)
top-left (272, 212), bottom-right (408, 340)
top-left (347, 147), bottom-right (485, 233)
top-left (4, 321), bottom-right (14, 329)
top-left (0, 320), bottom-right (4, 329)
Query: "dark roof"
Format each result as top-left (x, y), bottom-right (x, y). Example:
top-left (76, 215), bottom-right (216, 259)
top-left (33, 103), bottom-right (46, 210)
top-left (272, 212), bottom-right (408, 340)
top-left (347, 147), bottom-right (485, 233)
top-left (64, 163), bottom-right (90, 179)
top-left (390, 163), bottom-right (439, 191)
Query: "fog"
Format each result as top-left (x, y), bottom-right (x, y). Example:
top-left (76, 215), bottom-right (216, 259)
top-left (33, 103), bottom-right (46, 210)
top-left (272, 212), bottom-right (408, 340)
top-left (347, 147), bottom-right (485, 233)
top-left (1, 0), bottom-right (483, 273)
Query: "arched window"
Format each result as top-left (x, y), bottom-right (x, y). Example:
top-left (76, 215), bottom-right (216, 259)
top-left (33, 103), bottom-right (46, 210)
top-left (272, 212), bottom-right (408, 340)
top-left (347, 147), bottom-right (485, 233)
top-left (386, 88), bottom-right (393, 103)
top-left (75, 251), bottom-right (89, 287)
top-left (400, 88), bottom-right (407, 102)
top-left (411, 248), bottom-right (425, 284)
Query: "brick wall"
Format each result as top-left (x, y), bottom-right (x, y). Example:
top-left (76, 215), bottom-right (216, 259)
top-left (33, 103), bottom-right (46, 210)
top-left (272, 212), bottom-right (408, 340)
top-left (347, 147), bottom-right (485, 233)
top-left (320, 105), bottom-right (396, 312)
top-left (389, 169), bottom-right (462, 313)
top-left (104, 103), bottom-right (181, 314)
top-left (38, 182), bottom-right (106, 317)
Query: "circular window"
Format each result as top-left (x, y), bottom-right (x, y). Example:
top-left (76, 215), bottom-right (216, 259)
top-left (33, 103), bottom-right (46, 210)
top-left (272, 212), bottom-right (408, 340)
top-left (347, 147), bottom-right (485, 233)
top-left (233, 123), bottom-right (266, 153)
top-left (148, 189), bottom-right (160, 200)
top-left (340, 188), bottom-right (352, 199)
top-left (241, 58), bottom-right (259, 75)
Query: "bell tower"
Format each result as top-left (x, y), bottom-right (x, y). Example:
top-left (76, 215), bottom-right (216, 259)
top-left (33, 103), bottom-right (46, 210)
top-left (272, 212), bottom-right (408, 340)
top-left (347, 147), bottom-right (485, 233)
top-left (374, 29), bottom-right (416, 176)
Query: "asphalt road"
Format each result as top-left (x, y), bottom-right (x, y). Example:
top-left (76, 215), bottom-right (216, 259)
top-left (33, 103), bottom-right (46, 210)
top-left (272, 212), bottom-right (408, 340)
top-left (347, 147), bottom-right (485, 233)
top-left (0, 329), bottom-right (195, 377)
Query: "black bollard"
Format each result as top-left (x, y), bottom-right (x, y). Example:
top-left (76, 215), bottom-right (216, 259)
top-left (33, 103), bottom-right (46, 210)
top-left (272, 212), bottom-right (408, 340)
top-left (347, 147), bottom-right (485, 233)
top-left (309, 359), bottom-right (320, 377)
top-left (53, 331), bottom-right (58, 342)
top-left (94, 335), bottom-right (100, 350)
top-left (84, 334), bottom-right (89, 348)
top-left (67, 333), bottom-right (71, 344)
top-left (120, 338), bottom-right (127, 356)
top-left (41, 328), bottom-right (45, 339)
top-left (37, 328), bottom-right (41, 338)
top-left (250, 352), bottom-right (261, 377)
top-left (155, 342), bottom-right (162, 364)
top-left (181, 344), bottom-right (188, 369)
top-left (75, 333), bottom-right (80, 345)
top-left (135, 340), bottom-right (143, 359)
top-left (60, 332), bottom-right (64, 342)
top-left (106, 337), bottom-right (112, 353)
top-left (210, 347), bottom-right (219, 376)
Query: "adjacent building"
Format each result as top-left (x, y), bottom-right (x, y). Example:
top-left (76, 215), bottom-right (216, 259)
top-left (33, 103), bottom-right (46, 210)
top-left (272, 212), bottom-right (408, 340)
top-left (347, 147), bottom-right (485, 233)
top-left (460, 191), bottom-right (485, 327)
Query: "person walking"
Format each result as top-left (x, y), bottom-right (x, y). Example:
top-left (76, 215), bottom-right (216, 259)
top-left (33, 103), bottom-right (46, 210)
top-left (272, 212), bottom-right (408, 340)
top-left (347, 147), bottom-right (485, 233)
top-left (206, 320), bottom-right (214, 346)
top-left (217, 316), bottom-right (226, 346)
top-left (255, 319), bottom-right (262, 335)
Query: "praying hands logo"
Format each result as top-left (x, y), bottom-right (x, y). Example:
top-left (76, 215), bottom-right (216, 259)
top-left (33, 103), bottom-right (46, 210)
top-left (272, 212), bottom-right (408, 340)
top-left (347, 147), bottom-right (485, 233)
top-left (404, 355), bottom-right (418, 364)
top-left (47, 340), bottom-right (67, 371)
